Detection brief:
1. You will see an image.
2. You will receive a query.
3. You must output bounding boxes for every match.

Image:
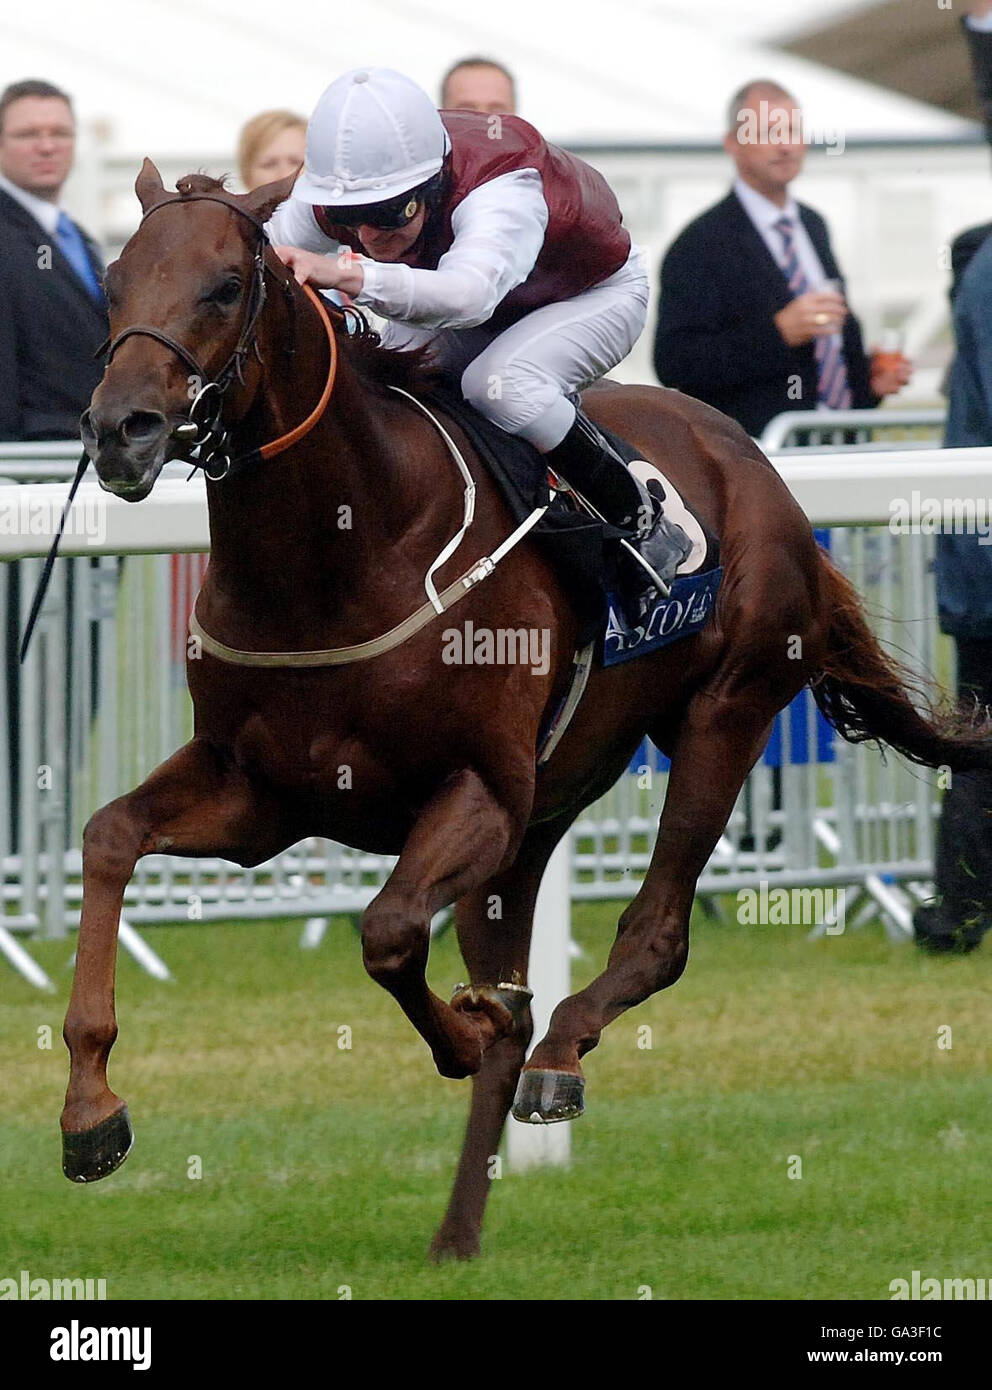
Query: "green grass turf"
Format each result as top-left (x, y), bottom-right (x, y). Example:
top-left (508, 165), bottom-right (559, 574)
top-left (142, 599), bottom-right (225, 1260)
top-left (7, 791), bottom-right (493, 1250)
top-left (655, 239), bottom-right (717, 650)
top-left (0, 902), bottom-right (989, 1300)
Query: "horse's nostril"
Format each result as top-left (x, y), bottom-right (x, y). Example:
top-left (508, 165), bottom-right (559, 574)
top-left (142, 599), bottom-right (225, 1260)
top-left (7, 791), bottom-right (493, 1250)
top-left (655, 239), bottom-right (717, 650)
top-left (120, 410), bottom-right (167, 443)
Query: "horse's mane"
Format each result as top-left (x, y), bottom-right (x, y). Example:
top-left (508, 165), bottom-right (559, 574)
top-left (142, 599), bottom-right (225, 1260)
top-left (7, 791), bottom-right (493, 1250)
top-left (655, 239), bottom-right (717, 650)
top-left (172, 172), bottom-right (440, 399)
top-left (333, 310), bottom-right (439, 397)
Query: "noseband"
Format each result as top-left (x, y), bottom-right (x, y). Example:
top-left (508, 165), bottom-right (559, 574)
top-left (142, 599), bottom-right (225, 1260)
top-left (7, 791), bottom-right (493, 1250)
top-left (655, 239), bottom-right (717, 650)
top-left (98, 191), bottom-right (338, 479)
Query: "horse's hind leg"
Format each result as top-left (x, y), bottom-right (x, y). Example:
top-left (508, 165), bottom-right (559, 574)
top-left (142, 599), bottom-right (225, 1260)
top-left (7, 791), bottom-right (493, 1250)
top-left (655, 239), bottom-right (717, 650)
top-left (431, 814), bottom-right (572, 1261)
top-left (61, 738), bottom-right (288, 1182)
top-left (515, 690), bottom-right (779, 1122)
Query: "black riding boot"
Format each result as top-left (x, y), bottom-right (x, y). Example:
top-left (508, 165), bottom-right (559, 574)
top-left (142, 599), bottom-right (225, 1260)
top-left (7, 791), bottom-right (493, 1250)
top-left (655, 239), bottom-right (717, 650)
top-left (545, 411), bottom-right (691, 614)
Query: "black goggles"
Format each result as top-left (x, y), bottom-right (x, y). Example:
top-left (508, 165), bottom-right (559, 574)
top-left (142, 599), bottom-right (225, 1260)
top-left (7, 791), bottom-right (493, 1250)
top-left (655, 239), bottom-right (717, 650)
top-left (326, 190), bottom-right (424, 231)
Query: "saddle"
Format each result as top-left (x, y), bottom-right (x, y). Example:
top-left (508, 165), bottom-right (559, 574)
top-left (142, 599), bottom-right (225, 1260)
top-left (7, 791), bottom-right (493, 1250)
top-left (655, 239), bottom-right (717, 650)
top-left (426, 383), bottom-right (722, 663)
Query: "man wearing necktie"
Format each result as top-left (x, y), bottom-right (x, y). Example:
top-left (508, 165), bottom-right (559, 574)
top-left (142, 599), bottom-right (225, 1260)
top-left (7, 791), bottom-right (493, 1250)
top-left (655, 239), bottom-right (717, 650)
top-left (773, 212), bottom-right (850, 410)
top-left (0, 79), bottom-right (109, 859)
top-left (653, 80), bottom-right (912, 438)
top-left (0, 79), bottom-right (108, 442)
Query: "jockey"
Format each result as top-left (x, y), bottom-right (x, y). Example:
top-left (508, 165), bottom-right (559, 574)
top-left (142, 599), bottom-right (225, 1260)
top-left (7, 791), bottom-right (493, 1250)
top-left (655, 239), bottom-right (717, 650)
top-left (266, 67), bottom-right (690, 605)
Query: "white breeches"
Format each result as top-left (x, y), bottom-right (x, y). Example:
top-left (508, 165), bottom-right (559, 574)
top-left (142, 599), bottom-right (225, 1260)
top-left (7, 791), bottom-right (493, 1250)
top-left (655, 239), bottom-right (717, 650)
top-left (378, 244), bottom-right (649, 450)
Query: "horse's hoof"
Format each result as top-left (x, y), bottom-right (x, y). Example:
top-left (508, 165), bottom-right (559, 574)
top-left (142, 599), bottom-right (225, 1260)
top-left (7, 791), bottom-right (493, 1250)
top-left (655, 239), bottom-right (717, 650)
top-left (429, 1228), bottom-right (481, 1262)
top-left (511, 1068), bottom-right (584, 1124)
top-left (62, 1105), bottom-right (133, 1183)
top-left (450, 980), bottom-right (533, 1024)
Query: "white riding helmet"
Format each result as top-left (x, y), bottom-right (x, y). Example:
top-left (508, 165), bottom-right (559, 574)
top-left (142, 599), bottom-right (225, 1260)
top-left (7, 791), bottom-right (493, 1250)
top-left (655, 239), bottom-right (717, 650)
top-left (292, 67), bottom-right (451, 206)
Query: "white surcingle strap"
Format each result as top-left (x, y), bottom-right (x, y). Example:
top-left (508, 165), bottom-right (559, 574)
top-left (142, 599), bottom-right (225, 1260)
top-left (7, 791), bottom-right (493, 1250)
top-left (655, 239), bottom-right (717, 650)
top-left (387, 386), bottom-right (478, 613)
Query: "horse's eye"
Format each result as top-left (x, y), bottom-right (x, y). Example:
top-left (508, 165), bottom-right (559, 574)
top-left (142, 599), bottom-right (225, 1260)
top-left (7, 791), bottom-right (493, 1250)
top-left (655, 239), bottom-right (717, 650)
top-left (205, 278), bottom-right (242, 307)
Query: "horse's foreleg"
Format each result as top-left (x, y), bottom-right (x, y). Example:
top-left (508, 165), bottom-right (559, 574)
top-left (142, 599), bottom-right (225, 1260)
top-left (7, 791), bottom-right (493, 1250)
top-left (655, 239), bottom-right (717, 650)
top-left (61, 738), bottom-right (285, 1182)
top-left (516, 691), bottom-right (778, 1122)
top-left (430, 815), bottom-right (571, 1261)
top-left (361, 767), bottom-right (529, 1081)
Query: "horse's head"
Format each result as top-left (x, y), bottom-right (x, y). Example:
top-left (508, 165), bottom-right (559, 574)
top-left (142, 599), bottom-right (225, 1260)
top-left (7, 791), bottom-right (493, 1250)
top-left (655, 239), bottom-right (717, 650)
top-left (82, 158), bottom-right (296, 500)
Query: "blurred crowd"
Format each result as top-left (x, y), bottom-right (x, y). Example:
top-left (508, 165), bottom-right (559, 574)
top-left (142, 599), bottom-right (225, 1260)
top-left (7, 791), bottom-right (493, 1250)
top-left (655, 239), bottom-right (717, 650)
top-left (2, 18), bottom-right (992, 949)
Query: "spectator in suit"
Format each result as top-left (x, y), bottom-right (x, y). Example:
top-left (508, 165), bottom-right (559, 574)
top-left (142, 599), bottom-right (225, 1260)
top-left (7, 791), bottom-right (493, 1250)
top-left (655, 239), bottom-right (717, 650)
top-left (237, 109), bottom-right (305, 192)
top-left (913, 234), bottom-right (992, 953)
top-left (653, 79), bottom-right (911, 438)
top-left (0, 78), bottom-right (107, 853)
top-left (0, 79), bottom-right (107, 440)
top-left (439, 57), bottom-right (516, 114)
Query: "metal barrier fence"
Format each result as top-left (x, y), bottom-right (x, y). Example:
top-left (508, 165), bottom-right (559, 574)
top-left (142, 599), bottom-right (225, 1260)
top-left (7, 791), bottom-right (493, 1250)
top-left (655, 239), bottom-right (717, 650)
top-left (0, 417), bottom-right (958, 989)
top-left (758, 407), bottom-right (946, 452)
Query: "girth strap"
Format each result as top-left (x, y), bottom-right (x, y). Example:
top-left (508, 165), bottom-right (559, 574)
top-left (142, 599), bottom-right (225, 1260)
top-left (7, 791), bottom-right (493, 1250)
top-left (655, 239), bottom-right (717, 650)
top-left (191, 557), bottom-right (493, 668)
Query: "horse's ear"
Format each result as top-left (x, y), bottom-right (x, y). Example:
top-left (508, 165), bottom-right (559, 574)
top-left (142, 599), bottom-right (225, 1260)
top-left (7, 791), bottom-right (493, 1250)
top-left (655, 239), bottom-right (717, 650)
top-left (241, 170), bottom-right (299, 225)
top-left (135, 158), bottom-right (167, 212)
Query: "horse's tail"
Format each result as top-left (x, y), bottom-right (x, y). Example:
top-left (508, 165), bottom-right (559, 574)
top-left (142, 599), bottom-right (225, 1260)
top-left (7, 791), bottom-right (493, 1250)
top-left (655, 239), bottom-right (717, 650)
top-left (810, 555), bottom-right (992, 772)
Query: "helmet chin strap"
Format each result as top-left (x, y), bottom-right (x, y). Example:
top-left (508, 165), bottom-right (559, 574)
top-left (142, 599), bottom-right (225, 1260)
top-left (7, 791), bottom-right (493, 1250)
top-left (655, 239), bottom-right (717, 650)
top-left (421, 157), bottom-right (450, 222)
top-left (391, 161), bottom-right (450, 261)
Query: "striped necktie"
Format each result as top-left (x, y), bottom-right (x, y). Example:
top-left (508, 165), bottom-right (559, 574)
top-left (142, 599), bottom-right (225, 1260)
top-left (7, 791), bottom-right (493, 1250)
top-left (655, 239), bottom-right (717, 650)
top-left (774, 215), bottom-right (850, 410)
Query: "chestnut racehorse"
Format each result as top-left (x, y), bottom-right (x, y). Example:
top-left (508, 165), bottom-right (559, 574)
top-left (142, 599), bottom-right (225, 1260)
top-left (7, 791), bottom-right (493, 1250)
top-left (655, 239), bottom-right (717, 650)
top-left (64, 162), bottom-right (991, 1259)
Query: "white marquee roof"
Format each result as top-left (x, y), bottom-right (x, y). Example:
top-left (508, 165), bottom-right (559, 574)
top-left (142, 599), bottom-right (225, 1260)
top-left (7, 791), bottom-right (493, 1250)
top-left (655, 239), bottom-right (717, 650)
top-left (0, 0), bottom-right (974, 157)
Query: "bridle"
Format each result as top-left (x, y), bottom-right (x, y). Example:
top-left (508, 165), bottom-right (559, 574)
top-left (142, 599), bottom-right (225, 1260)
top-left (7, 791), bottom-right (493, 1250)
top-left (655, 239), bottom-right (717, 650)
top-left (20, 189), bottom-right (339, 662)
top-left (97, 190), bottom-right (339, 480)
